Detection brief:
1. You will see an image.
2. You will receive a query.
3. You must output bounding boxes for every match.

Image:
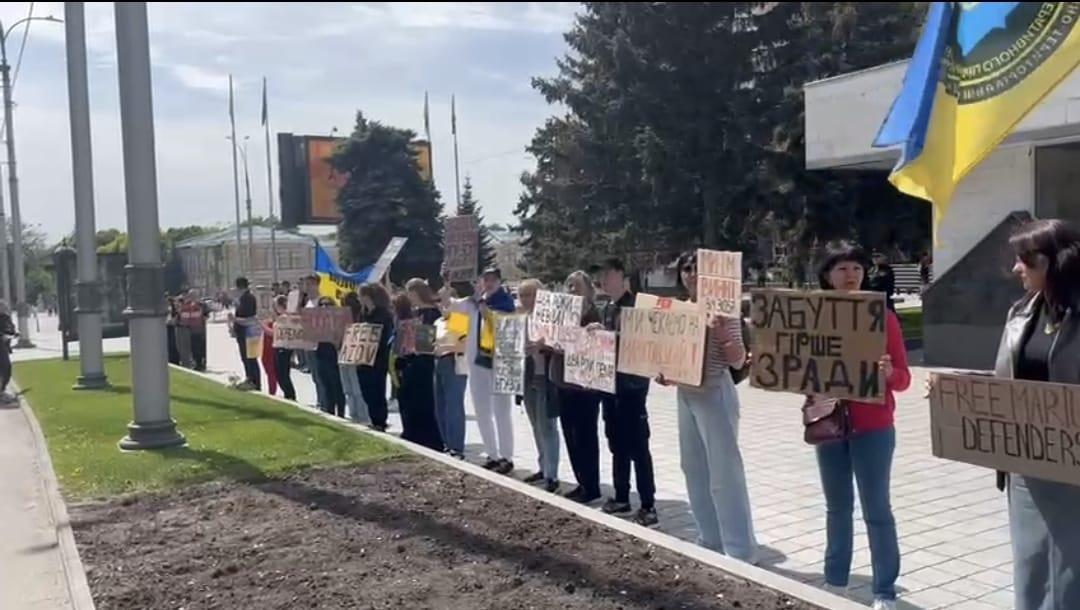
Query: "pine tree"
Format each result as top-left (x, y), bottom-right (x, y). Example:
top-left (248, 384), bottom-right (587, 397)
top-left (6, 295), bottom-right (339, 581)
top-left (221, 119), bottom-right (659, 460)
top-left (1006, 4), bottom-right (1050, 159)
top-left (456, 176), bottom-right (497, 272)
top-left (331, 112), bottom-right (444, 284)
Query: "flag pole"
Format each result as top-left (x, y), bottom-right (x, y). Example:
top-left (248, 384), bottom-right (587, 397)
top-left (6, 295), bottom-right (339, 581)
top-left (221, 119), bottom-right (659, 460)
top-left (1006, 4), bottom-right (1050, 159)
top-left (424, 91), bottom-right (433, 182)
top-left (229, 74), bottom-right (243, 276)
top-left (451, 94), bottom-right (461, 212)
top-left (263, 77), bottom-right (278, 283)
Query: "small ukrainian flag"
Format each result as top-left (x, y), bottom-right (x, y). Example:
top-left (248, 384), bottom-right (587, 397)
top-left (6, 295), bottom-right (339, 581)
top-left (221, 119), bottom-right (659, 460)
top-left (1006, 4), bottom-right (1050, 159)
top-left (875, 2), bottom-right (1080, 232)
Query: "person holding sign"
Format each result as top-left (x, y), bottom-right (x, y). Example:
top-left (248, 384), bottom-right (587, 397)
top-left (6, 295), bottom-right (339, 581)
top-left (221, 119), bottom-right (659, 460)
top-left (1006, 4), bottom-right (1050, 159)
top-left (812, 242), bottom-right (909, 609)
top-left (269, 295), bottom-right (297, 401)
top-left (338, 292), bottom-right (369, 424)
top-left (397, 279), bottom-right (444, 452)
top-left (358, 283), bottom-right (394, 432)
top-left (446, 267), bottom-right (517, 474)
top-left (517, 279), bottom-right (561, 493)
top-left (554, 271), bottom-right (604, 503)
top-left (434, 286), bottom-right (469, 458)
top-left (314, 298), bottom-right (347, 418)
top-left (990, 219), bottom-right (1080, 610)
top-left (659, 251), bottom-right (757, 563)
top-left (596, 258), bottom-right (659, 527)
top-left (232, 277), bottom-right (262, 391)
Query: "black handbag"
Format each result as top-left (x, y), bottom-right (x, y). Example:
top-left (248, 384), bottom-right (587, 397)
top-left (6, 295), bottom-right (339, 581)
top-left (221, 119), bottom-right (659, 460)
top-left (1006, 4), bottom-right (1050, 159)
top-left (802, 396), bottom-right (850, 445)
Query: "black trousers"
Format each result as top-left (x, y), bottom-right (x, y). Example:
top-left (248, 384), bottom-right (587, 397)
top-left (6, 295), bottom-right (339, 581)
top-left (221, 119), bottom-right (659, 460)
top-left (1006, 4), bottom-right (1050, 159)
top-left (0, 340), bottom-right (11, 393)
top-left (316, 352), bottom-right (345, 417)
top-left (235, 335), bottom-right (261, 389)
top-left (274, 348), bottom-right (296, 400)
top-left (358, 364), bottom-right (389, 427)
top-left (602, 383), bottom-right (656, 508)
top-left (191, 331), bottom-right (206, 371)
top-left (559, 386), bottom-right (601, 497)
top-left (167, 325), bottom-right (179, 365)
top-left (398, 356), bottom-right (444, 451)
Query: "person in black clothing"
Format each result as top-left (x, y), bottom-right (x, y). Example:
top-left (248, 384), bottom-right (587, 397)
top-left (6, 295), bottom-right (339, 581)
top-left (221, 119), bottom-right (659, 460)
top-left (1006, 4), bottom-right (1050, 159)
top-left (397, 280), bottom-right (445, 451)
top-left (554, 271), bottom-right (603, 503)
top-left (232, 277), bottom-right (261, 390)
top-left (358, 282), bottom-right (393, 432)
top-left (270, 295), bottom-right (297, 400)
top-left (314, 297), bottom-right (347, 417)
top-left (595, 258), bottom-right (659, 527)
top-left (0, 301), bottom-right (17, 397)
top-left (166, 295), bottom-right (180, 365)
top-left (867, 251), bottom-right (896, 311)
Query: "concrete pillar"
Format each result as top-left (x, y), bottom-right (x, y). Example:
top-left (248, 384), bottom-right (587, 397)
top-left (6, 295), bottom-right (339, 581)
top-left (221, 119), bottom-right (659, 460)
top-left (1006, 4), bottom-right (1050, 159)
top-left (114, 1), bottom-right (183, 450)
top-left (64, 2), bottom-right (108, 390)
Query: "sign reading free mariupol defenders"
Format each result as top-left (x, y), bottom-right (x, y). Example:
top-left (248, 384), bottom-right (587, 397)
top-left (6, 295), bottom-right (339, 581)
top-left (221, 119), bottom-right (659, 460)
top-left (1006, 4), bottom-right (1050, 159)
top-left (749, 289), bottom-right (886, 403)
top-left (930, 373), bottom-right (1080, 487)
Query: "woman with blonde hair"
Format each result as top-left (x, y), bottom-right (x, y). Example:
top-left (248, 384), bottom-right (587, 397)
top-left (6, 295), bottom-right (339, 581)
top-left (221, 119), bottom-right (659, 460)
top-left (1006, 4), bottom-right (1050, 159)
top-left (519, 278), bottom-right (560, 492)
top-left (398, 279), bottom-right (444, 451)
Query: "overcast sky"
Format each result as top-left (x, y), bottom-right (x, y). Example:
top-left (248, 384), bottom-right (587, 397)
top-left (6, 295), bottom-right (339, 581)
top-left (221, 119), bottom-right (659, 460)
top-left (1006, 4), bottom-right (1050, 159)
top-left (2, 2), bottom-right (578, 241)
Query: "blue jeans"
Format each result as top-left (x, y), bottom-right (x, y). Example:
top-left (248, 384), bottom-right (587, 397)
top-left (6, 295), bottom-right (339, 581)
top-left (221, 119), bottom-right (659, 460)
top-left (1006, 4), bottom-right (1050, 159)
top-left (524, 380), bottom-right (559, 482)
top-left (339, 364), bottom-right (369, 424)
top-left (677, 374), bottom-right (757, 562)
top-left (434, 355), bottom-right (467, 454)
top-left (1009, 474), bottom-right (1080, 610)
top-left (816, 426), bottom-right (899, 601)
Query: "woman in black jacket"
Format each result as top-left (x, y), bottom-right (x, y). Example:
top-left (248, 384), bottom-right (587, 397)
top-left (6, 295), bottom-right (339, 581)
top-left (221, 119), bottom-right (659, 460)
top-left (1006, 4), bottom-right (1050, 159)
top-left (314, 297), bottom-right (346, 418)
top-left (396, 279), bottom-right (444, 451)
top-left (358, 282), bottom-right (394, 432)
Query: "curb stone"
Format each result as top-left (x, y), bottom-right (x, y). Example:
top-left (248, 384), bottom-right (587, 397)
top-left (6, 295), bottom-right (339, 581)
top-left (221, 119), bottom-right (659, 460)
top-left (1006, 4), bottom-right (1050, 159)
top-left (14, 384), bottom-right (97, 610)
top-left (175, 365), bottom-right (866, 610)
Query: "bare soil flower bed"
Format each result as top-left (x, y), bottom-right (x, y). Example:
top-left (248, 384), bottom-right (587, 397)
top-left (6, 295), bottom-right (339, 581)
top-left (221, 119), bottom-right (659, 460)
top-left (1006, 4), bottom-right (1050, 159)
top-left (72, 457), bottom-right (820, 610)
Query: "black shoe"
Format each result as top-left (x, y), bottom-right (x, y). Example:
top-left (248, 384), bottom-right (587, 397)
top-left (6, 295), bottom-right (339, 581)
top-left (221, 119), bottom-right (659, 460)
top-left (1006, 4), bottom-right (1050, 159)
top-left (369, 423), bottom-right (388, 433)
top-left (544, 479), bottom-right (560, 493)
top-left (579, 489), bottom-right (602, 503)
top-left (601, 498), bottom-right (633, 515)
top-left (564, 486), bottom-right (584, 502)
top-left (482, 459), bottom-right (501, 470)
top-left (495, 459), bottom-right (514, 475)
top-left (634, 507), bottom-right (659, 527)
top-left (523, 471), bottom-right (544, 483)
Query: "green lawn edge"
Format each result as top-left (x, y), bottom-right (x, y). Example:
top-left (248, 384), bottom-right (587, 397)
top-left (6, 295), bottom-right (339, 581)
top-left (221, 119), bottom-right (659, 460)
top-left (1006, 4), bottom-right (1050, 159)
top-left (14, 355), bottom-right (405, 502)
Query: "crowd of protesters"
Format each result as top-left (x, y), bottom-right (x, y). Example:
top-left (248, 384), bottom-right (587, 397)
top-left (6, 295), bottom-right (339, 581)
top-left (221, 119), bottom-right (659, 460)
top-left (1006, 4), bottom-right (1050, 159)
top-left (205, 217), bottom-right (1080, 610)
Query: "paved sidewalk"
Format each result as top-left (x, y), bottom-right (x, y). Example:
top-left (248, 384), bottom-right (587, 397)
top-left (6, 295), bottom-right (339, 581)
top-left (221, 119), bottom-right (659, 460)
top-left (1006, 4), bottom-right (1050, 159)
top-left (13, 315), bottom-right (1014, 610)
top-left (0, 396), bottom-right (78, 609)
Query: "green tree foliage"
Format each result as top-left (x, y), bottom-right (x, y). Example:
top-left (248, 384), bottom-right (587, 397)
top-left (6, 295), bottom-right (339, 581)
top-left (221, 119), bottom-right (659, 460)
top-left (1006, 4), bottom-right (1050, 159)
top-left (331, 112), bottom-right (445, 284)
top-left (456, 176), bottom-right (497, 272)
top-left (517, 2), bottom-right (930, 280)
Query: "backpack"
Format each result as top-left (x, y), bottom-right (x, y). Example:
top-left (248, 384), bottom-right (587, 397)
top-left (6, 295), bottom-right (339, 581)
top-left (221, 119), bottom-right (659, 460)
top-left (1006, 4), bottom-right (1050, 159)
top-left (729, 318), bottom-right (752, 385)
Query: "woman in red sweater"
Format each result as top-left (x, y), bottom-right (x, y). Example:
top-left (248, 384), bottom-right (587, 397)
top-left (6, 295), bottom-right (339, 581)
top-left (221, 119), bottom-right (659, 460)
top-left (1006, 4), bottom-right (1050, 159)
top-left (814, 241), bottom-right (910, 610)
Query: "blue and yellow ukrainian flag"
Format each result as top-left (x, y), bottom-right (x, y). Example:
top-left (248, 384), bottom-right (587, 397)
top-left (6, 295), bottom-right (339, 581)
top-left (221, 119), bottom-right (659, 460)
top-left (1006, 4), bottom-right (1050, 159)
top-left (314, 242), bottom-right (372, 304)
top-left (875, 2), bottom-right (1080, 230)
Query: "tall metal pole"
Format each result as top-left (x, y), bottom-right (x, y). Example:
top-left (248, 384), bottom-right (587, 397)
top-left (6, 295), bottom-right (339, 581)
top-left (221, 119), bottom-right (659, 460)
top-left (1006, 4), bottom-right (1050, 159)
top-left (242, 142), bottom-right (253, 274)
top-left (64, 2), bottom-right (107, 390)
top-left (0, 152), bottom-right (10, 305)
top-left (263, 77), bottom-right (277, 283)
top-left (228, 74), bottom-right (243, 278)
top-left (451, 94), bottom-right (461, 210)
top-left (0, 29), bottom-right (32, 347)
top-left (114, 1), bottom-right (183, 451)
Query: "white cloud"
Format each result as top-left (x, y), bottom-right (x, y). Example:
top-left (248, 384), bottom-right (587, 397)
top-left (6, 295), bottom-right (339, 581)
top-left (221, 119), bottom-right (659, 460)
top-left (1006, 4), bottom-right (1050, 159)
top-left (170, 64), bottom-right (230, 93)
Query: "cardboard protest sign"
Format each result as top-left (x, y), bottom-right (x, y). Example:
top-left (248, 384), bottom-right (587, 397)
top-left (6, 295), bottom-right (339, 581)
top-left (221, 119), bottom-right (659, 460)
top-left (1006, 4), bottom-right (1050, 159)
top-left (528, 290), bottom-right (584, 350)
top-left (300, 307), bottom-right (352, 345)
top-left (273, 314), bottom-right (316, 350)
top-left (493, 314), bottom-right (527, 395)
top-left (749, 289), bottom-right (886, 402)
top-left (255, 286), bottom-right (276, 319)
top-left (635, 293), bottom-right (697, 311)
top-left (697, 249), bottom-right (742, 318)
top-left (338, 323), bottom-right (382, 366)
top-left (369, 237), bottom-right (408, 283)
top-left (394, 319), bottom-right (437, 356)
top-left (564, 327), bottom-right (617, 394)
top-left (930, 373), bottom-right (1080, 486)
top-left (616, 306), bottom-right (707, 386)
top-left (444, 215), bottom-right (479, 282)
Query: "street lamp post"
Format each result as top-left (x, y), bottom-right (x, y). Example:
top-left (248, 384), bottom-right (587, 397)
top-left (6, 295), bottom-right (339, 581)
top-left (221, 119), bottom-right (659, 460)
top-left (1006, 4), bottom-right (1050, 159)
top-left (114, 1), bottom-right (183, 451)
top-left (63, 2), bottom-right (107, 390)
top-left (0, 14), bottom-right (61, 348)
top-left (228, 135), bottom-right (254, 278)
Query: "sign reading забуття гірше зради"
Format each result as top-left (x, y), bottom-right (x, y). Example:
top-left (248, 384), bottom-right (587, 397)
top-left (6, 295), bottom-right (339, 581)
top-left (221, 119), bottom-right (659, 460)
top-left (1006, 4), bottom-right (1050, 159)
top-left (930, 373), bottom-right (1080, 486)
top-left (749, 289), bottom-right (886, 403)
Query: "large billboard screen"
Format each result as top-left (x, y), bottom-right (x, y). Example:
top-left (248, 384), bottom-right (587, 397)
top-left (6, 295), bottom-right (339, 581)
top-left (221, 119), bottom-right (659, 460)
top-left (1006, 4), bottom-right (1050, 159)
top-left (279, 134), bottom-right (433, 227)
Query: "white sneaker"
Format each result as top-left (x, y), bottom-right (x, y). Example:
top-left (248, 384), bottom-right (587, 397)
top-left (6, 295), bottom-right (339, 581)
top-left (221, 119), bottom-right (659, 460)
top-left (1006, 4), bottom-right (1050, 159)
top-left (871, 600), bottom-right (896, 610)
